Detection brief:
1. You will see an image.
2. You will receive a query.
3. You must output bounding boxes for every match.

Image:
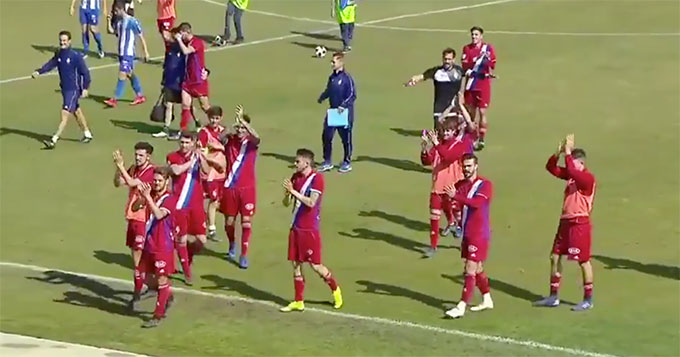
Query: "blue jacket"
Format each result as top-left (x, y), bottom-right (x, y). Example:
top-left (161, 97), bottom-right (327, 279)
top-left (318, 69), bottom-right (356, 109)
top-left (37, 48), bottom-right (91, 92)
top-left (162, 43), bottom-right (186, 91)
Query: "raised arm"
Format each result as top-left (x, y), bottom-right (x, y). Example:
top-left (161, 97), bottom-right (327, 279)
top-left (565, 155), bottom-right (595, 194)
top-left (174, 34), bottom-right (196, 55)
top-left (459, 102), bottom-right (476, 133)
top-left (140, 184), bottom-right (170, 220)
top-left (546, 154), bottom-right (568, 180)
top-left (33, 54), bottom-right (58, 77)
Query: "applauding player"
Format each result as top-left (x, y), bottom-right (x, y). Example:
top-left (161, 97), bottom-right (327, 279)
top-left (462, 26), bottom-right (496, 151)
top-left (197, 106), bottom-right (227, 242)
top-left (166, 132), bottom-right (210, 285)
top-left (112, 143), bottom-right (155, 307)
top-left (444, 153), bottom-right (494, 319)
top-left (280, 149), bottom-right (343, 312)
top-left (220, 105), bottom-right (260, 269)
top-left (137, 168), bottom-right (177, 328)
top-left (534, 134), bottom-right (597, 311)
top-left (420, 104), bottom-right (475, 258)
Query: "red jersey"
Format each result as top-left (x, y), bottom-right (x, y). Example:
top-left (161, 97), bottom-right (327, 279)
top-left (199, 125), bottom-right (227, 181)
top-left (461, 42), bottom-right (496, 92)
top-left (144, 192), bottom-right (178, 254)
top-left (290, 171), bottom-right (325, 230)
top-left (421, 131), bottom-right (475, 193)
top-left (453, 176), bottom-right (493, 240)
top-left (124, 163), bottom-right (155, 222)
top-left (184, 36), bottom-right (207, 86)
top-left (223, 134), bottom-right (258, 189)
top-left (546, 155), bottom-right (596, 221)
top-left (166, 150), bottom-right (204, 209)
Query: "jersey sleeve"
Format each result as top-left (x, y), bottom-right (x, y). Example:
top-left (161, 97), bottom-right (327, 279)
top-left (37, 53), bottom-right (58, 75)
top-left (140, 166), bottom-right (155, 183)
top-left (166, 152), bottom-right (181, 165)
top-left (487, 44), bottom-right (497, 70)
top-left (546, 154), bottom-right (569, 180)
top-left (197, 129), bottom-right (209, 148)
top-left (132, 18), bottom-right (143, 35)
top-left (461, 47), bottom-right (473, 70)
top-left (159, 196), bottom-right (177, 216)
top-left (422, 66), bottom-right (438, 80)
top-left (310, 174), bottom-right (325, 195)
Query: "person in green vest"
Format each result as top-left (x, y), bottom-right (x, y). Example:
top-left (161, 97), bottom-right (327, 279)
top-left (215, 0), bottom-right (248, 46)
top-left (334, 0), bottom-right (356, 52)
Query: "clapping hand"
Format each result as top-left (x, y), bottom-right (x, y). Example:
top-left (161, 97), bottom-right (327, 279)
top-left (564, 133), bottom-right (574, 155)
top-left (427, 130), bottom-right (439, 146)
top-left (138, 182), bottom-right (152, 198)
top-left (282, 178), bottom-right (293, 193)
top-left (444, 184), bottom-right (457, 198)
top-left (112, 149), bottom-right (125, 168)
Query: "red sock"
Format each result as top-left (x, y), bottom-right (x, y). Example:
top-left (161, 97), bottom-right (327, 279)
top-left (188, 240), bottom-right (204, 265)
top-left (225, 224), bottom-right (236, 244)
top-left (176, 244), bottom-right (191, 279)
top-left (476, 271), bottom-right (490, 294)
top-left (154, 282), bottom-right (171, 318)
top-left (294, 275), bottom-right (305, 301)
top-left (429, 217), bottom-right (439, 249)
top-left (241, 223), bottom-right (251, 257)
top-left (133, 267), bottom-right (144, 294)
top-left (323, 271), bottom-right (338, 291)
top-left (550, 273), bottom-right (561, 296)
top-left (180, 108), bottom-right (193, 131)
top-left (461, 273), bottom-right (476, 303)
top-left (584, 282), bottom-right (593, 300)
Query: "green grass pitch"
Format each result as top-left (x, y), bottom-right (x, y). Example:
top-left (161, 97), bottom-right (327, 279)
top-left (1, 0), bottom-right (678, 355)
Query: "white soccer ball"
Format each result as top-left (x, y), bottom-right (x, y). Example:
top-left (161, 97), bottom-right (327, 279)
top-left (314, 45), bottom-right (327, 58)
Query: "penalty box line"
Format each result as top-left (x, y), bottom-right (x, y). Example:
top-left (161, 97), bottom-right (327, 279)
top-left (1, 261), bottom-right (617, 357)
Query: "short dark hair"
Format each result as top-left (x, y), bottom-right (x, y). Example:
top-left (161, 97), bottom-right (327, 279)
top-left (178, 22), bottom-right (192, 32)
top-left (470, 26), bottom-right (484, 34)
top-left (296, 148), bottom-right (315, 163)
top-left (59, 30), bottom-right (71, 40)
top-left (332, 52), bottom-right (344, 59)
top-left (180, 131), bottom-right (197, 141)
top-left (462, 153), bottom-right (478, 163)
top-left (437, 117), bottom-right (458, 132)
top-left (442, 47), bottom-right (456, 57)
top-left (572, 148), bottom-right (587, 159)
top-left (154, 166), bottom-right (172, 179)
top-left (134, 141), bottom-right (154, 154)
top-left (206, 106), bottom-right (223, 118)
top-left (113, 2), bottom-right (125, 11)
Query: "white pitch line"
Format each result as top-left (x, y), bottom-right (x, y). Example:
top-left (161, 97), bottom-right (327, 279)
top-left (1, 261), bottom-right (617, 357)
top-left (0, 0), bottom-right (516, 85)
top-left (360, 24), bottom-right (680, 37)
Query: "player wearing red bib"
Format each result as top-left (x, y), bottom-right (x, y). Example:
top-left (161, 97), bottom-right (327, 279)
top-left (138, 167), bottom-right (177, 328)
top-left (175, 22), bottom-right (211, 131)
top-left (280, 149), bottom-right (343, 312)
top-left (219, 105), bottom-right (259, 269)
top-left (420, 103), bottom-right (476, 258)
top-left (534, 134), bottom-right (596, 311)
top-left (198, 106), bottom-right (227, 241)
top-left (112, 142), bottom-right (155, 305)
top-left (462, 26), bottom-right (496, 151)
top-left (444, 153), bottom-right (494, 319)
top-left (166, 131), bottom-right (211, 285)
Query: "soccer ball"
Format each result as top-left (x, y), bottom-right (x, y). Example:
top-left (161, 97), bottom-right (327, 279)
top-left (314, 45), bottom-right (327, 58)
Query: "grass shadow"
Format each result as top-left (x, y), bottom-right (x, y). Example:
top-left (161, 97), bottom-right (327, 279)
top-left (110, 119), bottom-right (163, 134)
top-left (290, 30), bottom-right (340, 42)
top-left (390, 127), bottom-right (422, 137)
top-left (93, 250), bottom-right (133, 270)
top-left (358, 210), bottom-right (429, 232)
top-left (592, 255), bottom-right (680, 281)
top-left (339, 228), bottom-right (428, 254)
top-left (355, 155), bottom-right (429, 173)
top-left (202, 274), bottom-right (288, 305)
top-left (440, 274), bottom-right (576, 305)
top-left (356, 280), bottom-right (450, 310)
top-left (291, 41), bottom-right (342, 54)
top-left (0, 127), bottom-right (79, 144)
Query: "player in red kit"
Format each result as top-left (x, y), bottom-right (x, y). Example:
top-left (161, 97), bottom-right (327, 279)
top-left (443, 153), bottom-right (494, 319)
top-left (166, 131), bottom-right (211, 285)
top-left (112, 142), bottom-right (155, 306)
top-left (420, 103), bottom-right (476, 258)
top-left (534, 134), bottom-right (596, 311)
top-left (219, 105), bottom-right (260, 269)
top-left (175, 22), bottom-right (210, 131)
top-left (198, 106), bottom-right (227, 241)
top-left (461, 26), bottom-right (496, 151)
top-left (138, 168), bottom-right (177, 328)
top-left (280, 148), bottom-right (343, 312)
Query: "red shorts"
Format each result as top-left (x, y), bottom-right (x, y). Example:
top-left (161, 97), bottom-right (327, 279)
top-left (125, 220), bottom-right (146, 251)
top-left (176, 205), bottom-right (207, 237)
top-left (203, 179), bottom-right (225, 202)
top-left (182, 82), bottom-right (210, 98)
top-left (157, 17), bottom-right (175, 33)
top-left (220, 186), bottom-right (256, 217)
top-left (429, 192), bottom-right (461, 212)
top-left (552, 219), bottom-right (592, 262)
top-left (464, 89), bottom-right (491, 109)
top-left (461, 237), bottom-right (489, 262)
top-left (288, 228), bottom-right (322, 264)
top-left (139, 250), bottom-right (175, 276)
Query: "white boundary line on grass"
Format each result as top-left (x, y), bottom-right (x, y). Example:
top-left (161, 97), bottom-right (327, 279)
top-left (0, 0), bottom-right (515, 85)
top-left (0, 333), bottom-right (146, 357)
top-left (1, 261), bottom-right (618, 357)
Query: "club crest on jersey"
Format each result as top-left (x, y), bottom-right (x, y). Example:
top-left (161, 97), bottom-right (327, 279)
top-left (66, 57), bottom-right (71, 64)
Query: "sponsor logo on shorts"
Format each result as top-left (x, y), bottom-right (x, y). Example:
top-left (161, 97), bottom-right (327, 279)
top-left (135, 235), bottom-right (145, 242)
top-left (468, 245), bottom-right (478, 252)
top-left (568, 247), bottom-right (581, 255)
top-left (245, 203), bottom-right (254, 210)
top-left (155, 260), bottom-right (166, 268)
top-left (307, 249), bottom-right (314, 256)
